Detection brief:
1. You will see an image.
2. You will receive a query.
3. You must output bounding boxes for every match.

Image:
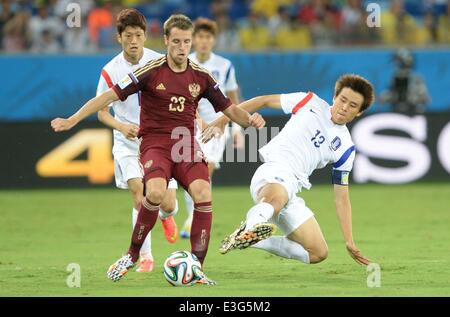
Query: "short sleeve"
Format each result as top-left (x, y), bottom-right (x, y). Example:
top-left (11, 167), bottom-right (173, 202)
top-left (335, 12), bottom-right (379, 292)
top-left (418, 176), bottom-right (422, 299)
top-left (112, 64), bottom-right (152, 102)
top-left (333, 145), bottom-right (356, 172)
top-left (331, 146), bottom-right (355, 185)
top-left (223, 64), bottom-right (238, 92)
top-left (97, 69), bottom-right (113, 96)
top-left (202, 74), bottom-right (232, 113)
top-left (280, 92), bottom-right (309, 114)
top-left (96, 74), bottom-right (109, 97)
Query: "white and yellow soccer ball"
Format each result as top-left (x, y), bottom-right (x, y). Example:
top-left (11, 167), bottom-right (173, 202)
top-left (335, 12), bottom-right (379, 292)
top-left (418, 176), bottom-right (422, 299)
top-left (163, 251), bottom-right (202, 286)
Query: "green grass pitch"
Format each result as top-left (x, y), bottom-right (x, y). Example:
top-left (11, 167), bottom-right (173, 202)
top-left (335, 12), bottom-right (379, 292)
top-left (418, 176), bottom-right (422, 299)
top-left (1, 183), bottom-right (449, 296)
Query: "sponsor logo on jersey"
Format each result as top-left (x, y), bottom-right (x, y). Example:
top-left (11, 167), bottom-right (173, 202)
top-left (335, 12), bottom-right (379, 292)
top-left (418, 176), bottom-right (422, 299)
top-left (189, 83), bottom-right (201, 98)
top-left (331, 136), bottom-right (341, 151)
top-left (118, 75), bottom-right (132, 89)
top-left (156, 83), bottom-right (166, 90)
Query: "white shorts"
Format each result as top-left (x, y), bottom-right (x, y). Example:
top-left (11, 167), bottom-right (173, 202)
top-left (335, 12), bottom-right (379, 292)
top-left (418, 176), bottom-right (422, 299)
top-left (113, 152), bottom-right (178, 190)
top-left (196, 126), bottom-right (230, 168)
top-left (250, 162), bottom-right (314, 235)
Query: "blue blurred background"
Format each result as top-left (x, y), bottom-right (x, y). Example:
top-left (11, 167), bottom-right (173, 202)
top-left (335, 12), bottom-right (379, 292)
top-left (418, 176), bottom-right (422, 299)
top-left (1, 0), bottom-right (449, 120)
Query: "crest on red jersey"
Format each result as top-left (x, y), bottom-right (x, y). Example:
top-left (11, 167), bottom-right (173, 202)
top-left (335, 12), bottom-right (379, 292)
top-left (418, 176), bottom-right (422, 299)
top-left (188, 83), bottom-right (201, 98)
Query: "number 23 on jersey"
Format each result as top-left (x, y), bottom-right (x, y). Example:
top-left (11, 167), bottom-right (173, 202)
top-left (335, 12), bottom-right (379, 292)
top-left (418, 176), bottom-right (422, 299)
top-left (169, 96), bottom-right (185, 112)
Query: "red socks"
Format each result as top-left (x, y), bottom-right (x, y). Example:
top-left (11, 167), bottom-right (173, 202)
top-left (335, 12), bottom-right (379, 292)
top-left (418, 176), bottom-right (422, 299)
top-left (190, 202), bottom-right (212, 265)
top-left (128, 198), bottom-right (159, 262)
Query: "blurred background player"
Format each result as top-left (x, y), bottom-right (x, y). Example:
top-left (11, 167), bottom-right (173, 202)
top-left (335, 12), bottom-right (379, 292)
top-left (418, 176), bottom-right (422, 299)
top-left (51, 14), bottom-right (265, 284)
top-left (181, 17), bottom-right (245, 239)
top-left (96, 8), bottom-right (179, 273)
top-left (204, 74), bottom-right (373, 267)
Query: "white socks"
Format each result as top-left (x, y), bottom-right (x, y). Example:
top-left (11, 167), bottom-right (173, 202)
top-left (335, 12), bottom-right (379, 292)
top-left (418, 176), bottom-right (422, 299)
top-left (159, 200), bottom-right (179, 220)
top-left (252, 236), bottom-right (310, 264)
top-left (132, 208), bottom-right (152, 260)
top-left (245, 202), bottom-right (275, 230)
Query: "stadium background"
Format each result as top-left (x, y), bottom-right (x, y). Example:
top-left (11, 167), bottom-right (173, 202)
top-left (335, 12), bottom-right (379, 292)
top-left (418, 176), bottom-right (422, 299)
top-left (1, 0), bottom-right (450, 297)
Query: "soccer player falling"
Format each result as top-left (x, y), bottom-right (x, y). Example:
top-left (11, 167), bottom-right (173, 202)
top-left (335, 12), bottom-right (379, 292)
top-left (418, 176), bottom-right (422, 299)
top-left (203, 74), bottom-right (372, 266)
top-left (51, 14), bottom-right (265, 284)
top-left (180, 17), bottom-right (245, 239)
top-left (96, 8), bottom-right (179, 273)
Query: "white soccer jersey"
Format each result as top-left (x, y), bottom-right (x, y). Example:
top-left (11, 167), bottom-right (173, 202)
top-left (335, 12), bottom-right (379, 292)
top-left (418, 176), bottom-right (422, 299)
top-left (189, 52), bottom-right (238, 123)
top-left (96, 48), bottom-right (163, 154)
top-left (258, 92), bottom-right (356, 190)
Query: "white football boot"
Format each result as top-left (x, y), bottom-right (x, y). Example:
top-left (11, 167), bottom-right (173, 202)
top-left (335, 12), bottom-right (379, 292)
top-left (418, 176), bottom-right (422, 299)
top-left (107, 254), bottom-right (135, 282)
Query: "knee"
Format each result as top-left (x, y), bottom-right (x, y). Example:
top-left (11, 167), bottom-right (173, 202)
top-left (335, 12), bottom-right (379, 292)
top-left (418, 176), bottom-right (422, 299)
top-left (146, 187), bottom-right (166, 204)
top-left (260, 196), bottom-right (286, 214)
top-left (309, 245), bottom-right (328, 264)
top-left (191, 185), bottom-right (211, 203)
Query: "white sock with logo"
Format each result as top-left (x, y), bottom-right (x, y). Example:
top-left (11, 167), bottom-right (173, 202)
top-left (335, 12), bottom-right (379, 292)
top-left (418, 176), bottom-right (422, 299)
top-left (245, 202), bottom-right (275, 230)
top-left (252, 236), bottom-right (310, 264)
top-left (132, 208), bottom-right (152, 260)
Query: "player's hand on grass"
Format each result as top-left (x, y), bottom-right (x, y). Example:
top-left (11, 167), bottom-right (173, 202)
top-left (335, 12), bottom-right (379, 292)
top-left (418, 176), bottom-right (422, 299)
top-left (51, 118), bottom-right (76, 132)
top-left (119, 123), bottom-right (139, 140)
top-left (346, 242), bottom-right (370, 266)
top-left (249, 113), bottom-right (265, 129)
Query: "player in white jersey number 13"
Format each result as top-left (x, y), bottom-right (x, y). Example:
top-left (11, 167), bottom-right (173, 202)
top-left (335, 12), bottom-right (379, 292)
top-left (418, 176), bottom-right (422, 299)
top-left (203, 74), bottom-right (374, 267)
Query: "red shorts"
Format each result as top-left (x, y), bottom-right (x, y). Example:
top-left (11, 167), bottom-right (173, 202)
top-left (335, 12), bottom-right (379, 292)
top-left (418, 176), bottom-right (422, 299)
top-left (139, 135), bottom-right (210, 191)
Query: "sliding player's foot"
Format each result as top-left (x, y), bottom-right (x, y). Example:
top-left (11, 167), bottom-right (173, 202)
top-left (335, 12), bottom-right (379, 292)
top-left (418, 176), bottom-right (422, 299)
top-left (219, 221), bottom-right (246, 254)
top-left (136, 258), bottom-right (154, 273)
top-left (220, 222), bottom-right (276, 254)
top-left (107, 254), bottom-right (135, 282)
top-left (236, 223), bottom-right (276, 249)
top-left (161, 215), bottom-right (178, 244)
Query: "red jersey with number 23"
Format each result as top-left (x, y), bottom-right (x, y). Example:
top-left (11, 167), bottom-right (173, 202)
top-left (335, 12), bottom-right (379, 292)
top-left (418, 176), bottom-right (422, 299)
top-left (112, 55), bottom-right (231, 138)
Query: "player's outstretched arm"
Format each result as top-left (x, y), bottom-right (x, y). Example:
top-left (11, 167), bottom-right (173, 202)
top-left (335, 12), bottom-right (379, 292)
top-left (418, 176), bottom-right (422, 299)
top-left (98, 107), bottom-right (139, 140)
top-left (223, 104), bottom-right (265, 129)
top-left (201, 105), bottom-right (265, 143)
top-left (334, 184), bottom-right (371, 266)
top-left (201, 95), bottom-right (281, 143)
top-left (51, 89), bottom-right (119, 132)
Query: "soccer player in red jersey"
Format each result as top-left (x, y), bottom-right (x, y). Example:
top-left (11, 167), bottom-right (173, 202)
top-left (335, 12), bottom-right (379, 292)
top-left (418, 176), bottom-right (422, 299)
top-left (51, 14), bottom-right (265, 284)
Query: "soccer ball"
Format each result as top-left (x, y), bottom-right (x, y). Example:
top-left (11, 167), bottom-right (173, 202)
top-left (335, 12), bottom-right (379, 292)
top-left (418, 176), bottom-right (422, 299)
top-left (163, 250), bottom-right (202, 287)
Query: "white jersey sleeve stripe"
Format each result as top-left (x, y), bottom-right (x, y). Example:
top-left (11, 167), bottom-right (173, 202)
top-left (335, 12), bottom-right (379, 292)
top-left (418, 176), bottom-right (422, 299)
top-left (101, 69), bottom-right (113, 88)
top-left (292, 91), bottom-right (314, 114)
top-left (333, 145), bottom-right (355, 168)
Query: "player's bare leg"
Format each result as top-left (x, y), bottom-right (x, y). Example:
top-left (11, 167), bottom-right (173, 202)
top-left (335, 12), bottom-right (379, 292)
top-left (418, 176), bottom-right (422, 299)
top-left (107, 177), bottom-right (167, 281)
top-left (127, 178), bottom-right (155, 273)
top-left (187, 179), bottom-right (216, 285)
top-left (220, 183), bottom-right (286, 253)
top-left (159, 188), bottom-right (179, 244)
top-left (286, 217), bottom-right (328, 263)
top-left (181, 162), bottom-right (216, 239)
top-left (252, 217), bottom-right (328, 264)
